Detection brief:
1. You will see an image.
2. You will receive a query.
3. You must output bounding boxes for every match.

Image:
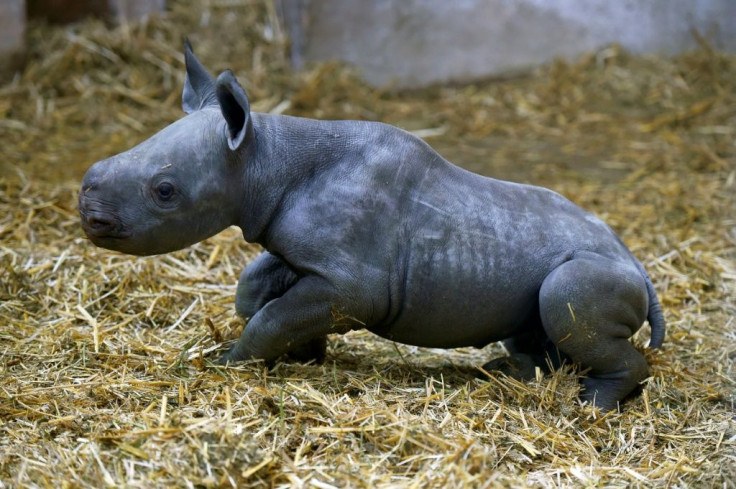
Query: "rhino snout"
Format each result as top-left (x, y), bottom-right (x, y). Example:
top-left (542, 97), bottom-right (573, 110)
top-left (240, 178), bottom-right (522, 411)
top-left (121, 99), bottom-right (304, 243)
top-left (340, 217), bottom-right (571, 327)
top-left (78, 191), bottom-right (130, 240)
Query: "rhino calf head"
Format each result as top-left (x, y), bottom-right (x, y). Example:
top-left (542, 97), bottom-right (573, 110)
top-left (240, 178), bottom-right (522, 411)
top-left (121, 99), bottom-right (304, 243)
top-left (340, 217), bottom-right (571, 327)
top-left (79, 42), bottom-right (253, 256)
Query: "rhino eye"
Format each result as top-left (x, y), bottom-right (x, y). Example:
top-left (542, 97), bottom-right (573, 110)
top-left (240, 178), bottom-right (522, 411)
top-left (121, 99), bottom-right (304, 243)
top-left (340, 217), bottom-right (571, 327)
top-left (156, 182), bottom-right (175, 201)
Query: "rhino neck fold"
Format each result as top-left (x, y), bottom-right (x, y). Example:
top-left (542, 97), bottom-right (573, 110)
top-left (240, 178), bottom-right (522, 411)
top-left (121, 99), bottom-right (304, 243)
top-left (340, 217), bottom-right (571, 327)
top-left (237, 113), bottom-right (348, 245)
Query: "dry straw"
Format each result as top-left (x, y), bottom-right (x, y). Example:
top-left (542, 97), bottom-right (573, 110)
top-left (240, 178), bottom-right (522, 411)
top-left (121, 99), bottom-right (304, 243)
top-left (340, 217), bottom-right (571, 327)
top-left (1, 0), bottom-right (734, 487)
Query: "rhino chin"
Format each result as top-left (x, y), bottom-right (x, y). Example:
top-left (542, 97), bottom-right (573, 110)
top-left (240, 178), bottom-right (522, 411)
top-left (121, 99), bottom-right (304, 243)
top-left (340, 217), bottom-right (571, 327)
top-left (86, 235), bottom-right (137, 254)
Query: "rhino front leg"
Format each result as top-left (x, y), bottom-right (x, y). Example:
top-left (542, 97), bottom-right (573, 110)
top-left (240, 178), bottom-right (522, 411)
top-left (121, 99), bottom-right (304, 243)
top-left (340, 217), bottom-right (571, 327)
top-left (235, 251), bottom-right (299, 319)
top-left (283, 337), bottom-right (327, 364)
top-left (234, 252), bottom-right (326, 363)
top-left (222, 276), bottom-right (347, 365)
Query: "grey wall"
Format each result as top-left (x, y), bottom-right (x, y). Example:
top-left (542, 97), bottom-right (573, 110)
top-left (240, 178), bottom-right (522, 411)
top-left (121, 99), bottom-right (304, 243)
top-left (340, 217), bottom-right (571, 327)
top-left (0, 0), bottom-right (26, 81)
top-left (1, 0), bottom-right (166, 82)
top-left (279, 0), bottom-right (736, 88)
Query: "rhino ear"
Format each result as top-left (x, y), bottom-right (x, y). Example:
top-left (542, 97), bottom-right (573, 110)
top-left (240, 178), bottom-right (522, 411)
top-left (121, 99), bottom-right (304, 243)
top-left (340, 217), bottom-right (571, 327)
top-left (182, 40), bottom-right (218, 113)
top-left (215, 70), bottom-right (253, 151)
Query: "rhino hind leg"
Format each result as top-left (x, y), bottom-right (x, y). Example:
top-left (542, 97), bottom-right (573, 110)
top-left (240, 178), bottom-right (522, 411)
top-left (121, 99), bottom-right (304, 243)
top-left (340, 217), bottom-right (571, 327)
top-left (538, 257), bottom-right (650, 411)
top-left (482, 323), bottom-right (568, 382)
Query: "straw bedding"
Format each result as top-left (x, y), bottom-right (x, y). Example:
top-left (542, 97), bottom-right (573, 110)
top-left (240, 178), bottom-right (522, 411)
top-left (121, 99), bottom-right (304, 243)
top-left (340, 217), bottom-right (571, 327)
top-left (1, 1), bottom-right (734, 487)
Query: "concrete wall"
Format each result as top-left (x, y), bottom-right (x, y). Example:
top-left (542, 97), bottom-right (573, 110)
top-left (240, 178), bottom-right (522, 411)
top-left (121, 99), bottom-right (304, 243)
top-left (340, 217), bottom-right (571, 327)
top-left (0, 0), bottom-right (26, 81)
top-left (1, 0), bottom-right (166, 82)
top-left (27, 0), bottom-right (166, 24)
top-left (278, 0), bottom-right (736, 88)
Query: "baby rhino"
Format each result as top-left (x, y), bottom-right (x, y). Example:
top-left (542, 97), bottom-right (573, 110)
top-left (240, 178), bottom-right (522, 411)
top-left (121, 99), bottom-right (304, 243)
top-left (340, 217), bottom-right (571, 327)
top-left (79, 43), bottom-right (665, 411)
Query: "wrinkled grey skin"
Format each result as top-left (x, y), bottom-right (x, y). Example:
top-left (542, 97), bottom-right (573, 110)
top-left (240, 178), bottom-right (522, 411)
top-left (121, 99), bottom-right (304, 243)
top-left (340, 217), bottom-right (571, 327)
top-left (80, 44), bottom-right (665, 410)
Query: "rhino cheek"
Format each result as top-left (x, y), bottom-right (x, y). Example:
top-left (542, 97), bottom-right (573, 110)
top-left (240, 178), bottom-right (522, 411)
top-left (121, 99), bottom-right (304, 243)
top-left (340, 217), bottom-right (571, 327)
top-left (104, 232), bottom-right (183, 257)
top-left (125, 214), bottom-right (220, 256)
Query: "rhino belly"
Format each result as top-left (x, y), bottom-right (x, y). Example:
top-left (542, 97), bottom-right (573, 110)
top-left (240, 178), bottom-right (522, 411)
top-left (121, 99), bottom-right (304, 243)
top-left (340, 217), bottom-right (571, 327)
top-left (369, 234), bottom-right (550, 349)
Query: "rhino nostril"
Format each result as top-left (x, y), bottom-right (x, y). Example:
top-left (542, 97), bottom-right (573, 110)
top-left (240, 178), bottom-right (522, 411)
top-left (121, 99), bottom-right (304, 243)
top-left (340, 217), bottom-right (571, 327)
top-left (89, 217), bottom-right (112, 229)
top-left (85, 215), bottom-right (117, 235)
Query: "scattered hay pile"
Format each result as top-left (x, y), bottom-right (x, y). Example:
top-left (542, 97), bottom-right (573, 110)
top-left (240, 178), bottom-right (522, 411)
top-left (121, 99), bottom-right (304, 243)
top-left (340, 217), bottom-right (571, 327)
top-left (1, 1), bottom-right (734, 486)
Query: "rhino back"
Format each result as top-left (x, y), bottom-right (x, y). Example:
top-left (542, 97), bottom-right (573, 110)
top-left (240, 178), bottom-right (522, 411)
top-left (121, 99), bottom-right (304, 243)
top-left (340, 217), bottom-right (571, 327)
top-left (257, 118), bottom-right (632, 347)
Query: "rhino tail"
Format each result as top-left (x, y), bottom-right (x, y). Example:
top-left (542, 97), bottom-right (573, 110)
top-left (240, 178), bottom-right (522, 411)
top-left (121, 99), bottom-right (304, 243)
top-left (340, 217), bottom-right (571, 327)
top-left (635, 259), bottom-right (666, 349)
